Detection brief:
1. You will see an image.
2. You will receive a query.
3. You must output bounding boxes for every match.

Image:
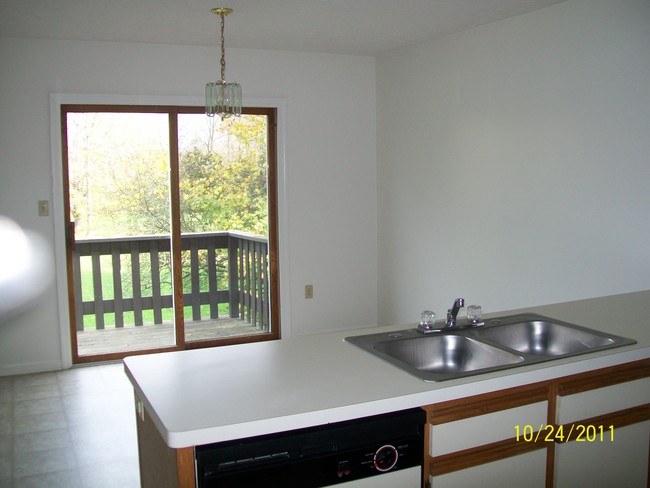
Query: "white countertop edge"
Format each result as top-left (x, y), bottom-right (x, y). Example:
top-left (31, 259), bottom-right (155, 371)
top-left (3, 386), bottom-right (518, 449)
top-left (159, 344), bottom-right (649, 448)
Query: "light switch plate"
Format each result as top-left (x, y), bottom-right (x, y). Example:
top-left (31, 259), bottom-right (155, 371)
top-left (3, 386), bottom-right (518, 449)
top-left (305, 284), bottom-right (313, 299)
top-left (38, 200), bottom-right (49, 217)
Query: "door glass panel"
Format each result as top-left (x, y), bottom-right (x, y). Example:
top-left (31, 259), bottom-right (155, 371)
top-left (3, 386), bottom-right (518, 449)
top-left (66, 112), bottom-right (175, 355)
top-left (177, 114), bottom-right (271, 343)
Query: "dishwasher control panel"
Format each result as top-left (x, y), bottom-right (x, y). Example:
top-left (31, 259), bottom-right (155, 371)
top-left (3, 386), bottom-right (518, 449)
top-left (196, 408), bottom-right (425, 487)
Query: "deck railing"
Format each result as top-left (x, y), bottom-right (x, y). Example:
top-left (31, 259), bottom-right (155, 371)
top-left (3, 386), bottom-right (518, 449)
top-left (72, 231), bottom-right (269, 333)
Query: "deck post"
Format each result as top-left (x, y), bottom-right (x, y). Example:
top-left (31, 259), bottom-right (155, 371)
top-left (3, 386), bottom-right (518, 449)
top-left (228, 234), bottom-right (240, 319)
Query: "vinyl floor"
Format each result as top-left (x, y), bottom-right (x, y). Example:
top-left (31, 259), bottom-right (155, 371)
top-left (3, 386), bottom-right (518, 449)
top-left (0, 363), bottom-right (140, 487)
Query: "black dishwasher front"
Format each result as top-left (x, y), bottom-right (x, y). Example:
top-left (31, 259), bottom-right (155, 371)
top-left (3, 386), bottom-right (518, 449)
top-left (195, 408), bottom-right (426, 487)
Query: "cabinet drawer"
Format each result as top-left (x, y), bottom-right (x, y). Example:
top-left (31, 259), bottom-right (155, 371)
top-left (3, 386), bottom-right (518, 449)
top-left (430, 401), bottom-right (547, 456)
top-left (556, 378), bottom-right (650, 424)
top-left (429, 449), bottom-right (546, 488)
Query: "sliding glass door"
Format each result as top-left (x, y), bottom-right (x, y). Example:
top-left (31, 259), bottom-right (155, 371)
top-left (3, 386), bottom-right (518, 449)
top-left (62, 105), bottom-right (279, 362)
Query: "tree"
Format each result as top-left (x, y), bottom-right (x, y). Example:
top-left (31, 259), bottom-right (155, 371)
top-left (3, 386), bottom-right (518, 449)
top-left (68, 112), bottom-right (268, 238)
top-left (179, 115), bottom-right (268, 235)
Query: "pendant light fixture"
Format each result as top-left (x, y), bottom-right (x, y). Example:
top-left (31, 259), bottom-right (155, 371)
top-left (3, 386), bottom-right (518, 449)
top-left (205, 7), bottom-right (242, 118)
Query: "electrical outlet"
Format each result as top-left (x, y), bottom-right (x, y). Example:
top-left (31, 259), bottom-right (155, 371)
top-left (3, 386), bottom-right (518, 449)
top-left (305, 284), bottom-right (313, 299)
top-left (38, 200), bottom-right (49, 217)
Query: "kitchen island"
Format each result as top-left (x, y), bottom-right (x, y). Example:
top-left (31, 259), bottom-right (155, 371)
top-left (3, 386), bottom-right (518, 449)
top-left (124, 291), bottom-right (650, 487)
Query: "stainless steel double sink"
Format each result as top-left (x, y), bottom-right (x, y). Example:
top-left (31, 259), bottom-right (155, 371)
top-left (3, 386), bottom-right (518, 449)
top-left (344, 314), bottom-right (636, 382)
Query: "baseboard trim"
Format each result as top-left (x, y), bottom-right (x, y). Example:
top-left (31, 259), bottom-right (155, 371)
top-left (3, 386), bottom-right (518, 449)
top-left (0, 359), bottom-right (64, 377)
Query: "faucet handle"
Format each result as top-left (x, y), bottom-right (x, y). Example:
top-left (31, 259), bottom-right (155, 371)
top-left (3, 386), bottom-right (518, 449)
top-left (416, 310), bottom-right (443, 334)
top-left (420, 310), bottom-right (436, 326)
top-left (467, 305), bottom-right (482, 324)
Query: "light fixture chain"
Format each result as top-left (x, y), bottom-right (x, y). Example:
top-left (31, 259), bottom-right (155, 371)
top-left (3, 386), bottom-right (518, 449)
top-left (220, 12), bottom-right (226, 82)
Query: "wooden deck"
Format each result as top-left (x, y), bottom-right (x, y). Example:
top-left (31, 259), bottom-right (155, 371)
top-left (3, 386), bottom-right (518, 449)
top-left (76, 317), bottom-right (265, 356)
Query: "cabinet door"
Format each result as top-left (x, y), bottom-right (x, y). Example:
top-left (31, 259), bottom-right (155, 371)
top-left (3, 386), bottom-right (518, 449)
top-left (430, 449), bottom-right (546, 488)
top-left (554, 421), bottom-right (649, 488)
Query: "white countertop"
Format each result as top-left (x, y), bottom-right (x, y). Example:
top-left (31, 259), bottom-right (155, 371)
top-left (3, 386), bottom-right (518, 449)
top-left (124, 291), bottom-right (650, 448)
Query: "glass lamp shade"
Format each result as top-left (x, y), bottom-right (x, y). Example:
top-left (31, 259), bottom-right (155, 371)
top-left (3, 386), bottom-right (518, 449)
top-left (206, 81), bottom-right (242, 118)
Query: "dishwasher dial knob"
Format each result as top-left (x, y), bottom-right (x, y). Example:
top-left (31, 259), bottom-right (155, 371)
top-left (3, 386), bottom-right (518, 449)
top-left (373, 444), bottom-right (398, 472)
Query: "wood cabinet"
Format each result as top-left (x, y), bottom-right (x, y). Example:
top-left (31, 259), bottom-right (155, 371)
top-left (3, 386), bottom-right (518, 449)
top-left (135, 400), bottom-right (195, 488)
top-left (422, 359), bottom-right (650, 488)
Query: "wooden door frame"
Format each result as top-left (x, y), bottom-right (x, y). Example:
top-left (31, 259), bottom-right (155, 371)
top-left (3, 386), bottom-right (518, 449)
top-left (60, 104), bottom-right (281, 363)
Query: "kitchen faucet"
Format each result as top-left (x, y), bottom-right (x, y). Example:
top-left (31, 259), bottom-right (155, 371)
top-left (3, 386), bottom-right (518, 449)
top-left (445, 298), bottom-right (465, 328)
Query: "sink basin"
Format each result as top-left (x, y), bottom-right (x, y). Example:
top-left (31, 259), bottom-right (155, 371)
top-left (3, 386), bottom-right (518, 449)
top-left (345, 313), bottom-right (636, 382)
top-left (375, 334), bottom-right (524, 379)
top-left (346, 330), bottom-right (524, 381)
top-left (470, 319), bottom-right (617, 356)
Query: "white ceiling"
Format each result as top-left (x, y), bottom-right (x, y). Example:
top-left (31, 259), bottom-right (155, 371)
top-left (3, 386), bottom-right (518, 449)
top-left (0, 0), bottom-right (567, 56)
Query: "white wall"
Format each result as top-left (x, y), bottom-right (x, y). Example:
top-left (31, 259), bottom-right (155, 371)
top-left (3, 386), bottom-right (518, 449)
top-left (376, 0), bottom-right (650, 325)
top-left (0, 38), bottom-right (377, 374)
top-left (4, 0), bottom-right (649, 375)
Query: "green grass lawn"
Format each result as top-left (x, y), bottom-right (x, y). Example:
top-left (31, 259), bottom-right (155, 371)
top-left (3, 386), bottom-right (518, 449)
top-left (79, 256), bottom-right (230, 330)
